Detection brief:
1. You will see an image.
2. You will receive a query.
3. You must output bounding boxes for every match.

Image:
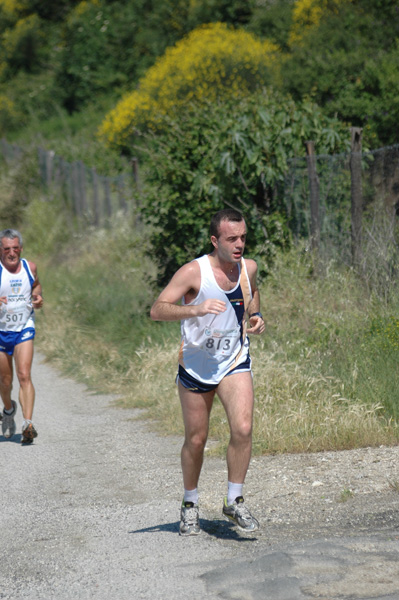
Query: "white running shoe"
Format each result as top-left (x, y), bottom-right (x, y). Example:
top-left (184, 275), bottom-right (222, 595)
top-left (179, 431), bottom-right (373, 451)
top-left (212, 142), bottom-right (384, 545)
top-left (2, 400), bottom-right (17, 438)
top-left (179, 501), bottom-right (201, 536)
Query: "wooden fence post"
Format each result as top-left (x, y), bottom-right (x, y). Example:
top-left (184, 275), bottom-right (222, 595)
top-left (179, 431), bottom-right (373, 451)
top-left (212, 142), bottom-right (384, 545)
top-left (91, 168), bottom-right (100, 227)
top-left (104, 178), bottom-right (112, 220)
top-left (305, 140), bottom-right (320, 251)
top-left (350, 127), bottom-right (363, 268)
top-left (78, 161), bottom-right (87, 217)
top-left (131, 157), bottom-right (139, 189)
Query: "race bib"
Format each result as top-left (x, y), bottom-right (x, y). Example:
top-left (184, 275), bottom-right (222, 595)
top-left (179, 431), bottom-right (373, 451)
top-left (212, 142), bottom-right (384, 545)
top-left (0, 298), bottom-right (32, 331)
top-left (202, 326), bottom-right (241, 358)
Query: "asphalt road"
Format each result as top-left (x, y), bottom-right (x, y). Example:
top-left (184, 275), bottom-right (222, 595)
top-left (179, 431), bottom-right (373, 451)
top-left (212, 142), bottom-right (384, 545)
top-left (1, 353), bottom-right (399, 600)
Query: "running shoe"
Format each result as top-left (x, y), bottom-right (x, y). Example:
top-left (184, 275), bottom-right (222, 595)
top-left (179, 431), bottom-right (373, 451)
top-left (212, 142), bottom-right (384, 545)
top-left (222, 496), bottom-right (259, 532)
top-left (2, 400), bottom-right (17, 438)
top-left (21, 420), bottom-right (38, 444)
top-left (179, 500), bottom-right (201, 536)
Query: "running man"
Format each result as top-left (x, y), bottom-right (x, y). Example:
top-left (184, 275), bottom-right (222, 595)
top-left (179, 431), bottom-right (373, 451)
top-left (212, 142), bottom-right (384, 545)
top-left (0, 229), bottom-right (43, 443)
top-left (150, 209), bottom-right (265, 535)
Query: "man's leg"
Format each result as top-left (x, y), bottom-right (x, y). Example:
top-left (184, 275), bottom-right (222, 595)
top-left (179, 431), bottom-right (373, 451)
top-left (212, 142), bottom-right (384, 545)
top-left (217, 371), bottom-right (259, 531)
top-left (178, 383), bottom-right (214, 536)
top-left (14, 340), bottom-right (35, 420)
top-left (216, 371), bottom-right (254, 484)
top-left (0, 350), bottom-right (17, 438)
top-left (179, 381), bottom-right (215, 491)
top-left (0, 350), bottom-right (14, 411)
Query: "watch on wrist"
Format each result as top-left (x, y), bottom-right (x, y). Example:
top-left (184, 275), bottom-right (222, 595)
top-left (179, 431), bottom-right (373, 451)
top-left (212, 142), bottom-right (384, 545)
top-left (249, 312), bottom-right (263, 319)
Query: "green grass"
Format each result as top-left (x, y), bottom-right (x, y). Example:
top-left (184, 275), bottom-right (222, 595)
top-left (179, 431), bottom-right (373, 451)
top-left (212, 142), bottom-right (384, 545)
top-left (35, 231), bottom-right (399, 454)
top-left (2, 167), bottom-right (399, 455)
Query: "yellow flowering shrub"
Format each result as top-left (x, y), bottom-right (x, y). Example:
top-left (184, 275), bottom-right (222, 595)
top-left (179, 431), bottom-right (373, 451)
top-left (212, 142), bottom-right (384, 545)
top-left (0, 0), bottom-right (28, 19)
top-left (99, 22), bottom-right (278, 149)
top-left (1, 14), bottom-right (42, 59)
top-left (289, 0), bottom-right (351, 45)
top-left (72, 0), bottom-right (101, 19)
top-left (0, 94), bottom-right (18, 133)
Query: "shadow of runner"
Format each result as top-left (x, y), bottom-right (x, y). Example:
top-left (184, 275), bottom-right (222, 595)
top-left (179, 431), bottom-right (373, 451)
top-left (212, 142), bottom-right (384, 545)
top-left (0, 433), bottom-right (22, 443)
top-left (129, 518), bottom-right (259, 541)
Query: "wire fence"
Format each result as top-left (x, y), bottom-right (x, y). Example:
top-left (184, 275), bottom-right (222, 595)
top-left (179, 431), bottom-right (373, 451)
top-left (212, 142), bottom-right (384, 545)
top-left (0, 138), bottom-right (139, 228)
top-left (279, 140), bottom-right (399, 271)
top-left (2, 135), bottom-right (399, 273)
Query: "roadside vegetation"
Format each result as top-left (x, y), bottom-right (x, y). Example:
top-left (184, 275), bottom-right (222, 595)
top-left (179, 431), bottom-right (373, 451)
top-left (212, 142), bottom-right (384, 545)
top-left (4, 161), bottom-right (397, 456)
top-left (1, 0), bottom-right (399, 455)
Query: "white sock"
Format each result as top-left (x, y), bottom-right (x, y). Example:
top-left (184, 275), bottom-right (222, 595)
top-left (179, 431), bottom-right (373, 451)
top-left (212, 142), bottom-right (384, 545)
top-left (227, 482), bottom-right (243, 505)
top-left (184, 488), bottom-right (199, 505)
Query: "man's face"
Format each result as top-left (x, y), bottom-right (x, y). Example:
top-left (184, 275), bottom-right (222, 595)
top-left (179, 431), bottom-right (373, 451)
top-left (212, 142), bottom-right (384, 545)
top-left (211, 219), bottom-right (247, 264)
top-left (0, 237), bottom-right (22, 271)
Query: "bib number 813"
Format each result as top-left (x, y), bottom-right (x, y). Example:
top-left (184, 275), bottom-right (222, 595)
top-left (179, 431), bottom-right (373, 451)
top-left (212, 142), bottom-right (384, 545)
top-left (205, 337), bottom-right (231, 352)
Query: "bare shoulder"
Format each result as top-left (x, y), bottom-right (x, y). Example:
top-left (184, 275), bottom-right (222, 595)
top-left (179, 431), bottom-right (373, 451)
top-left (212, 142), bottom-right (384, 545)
top-left (157, 259), bottom-right (201, 303)
top-left (27, 260), bottom-right (38, 276)
top-left (243, 258), bottom-right (258, 278)
top-left (173, 259), bottom-right (200, 285)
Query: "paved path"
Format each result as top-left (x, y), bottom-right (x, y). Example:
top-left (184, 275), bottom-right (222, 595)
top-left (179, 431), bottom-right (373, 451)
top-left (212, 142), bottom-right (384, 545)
top-left (1, 354), bottom-right (399, 599)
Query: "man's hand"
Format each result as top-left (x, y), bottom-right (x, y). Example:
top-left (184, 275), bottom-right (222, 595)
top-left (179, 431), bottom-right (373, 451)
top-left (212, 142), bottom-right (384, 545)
top-left (247, 314), bottom-right (265, 335)
top-left (196, 299), bottom-right (226, 317)
top-left (0, 296), bottom-right (7, 305)
top-left (32, 294), bottom-right (43, 309)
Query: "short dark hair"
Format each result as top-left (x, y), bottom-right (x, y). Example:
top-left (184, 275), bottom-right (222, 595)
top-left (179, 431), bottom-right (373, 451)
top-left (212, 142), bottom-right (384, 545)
top-left (210, 209), bottom-right (244, 238)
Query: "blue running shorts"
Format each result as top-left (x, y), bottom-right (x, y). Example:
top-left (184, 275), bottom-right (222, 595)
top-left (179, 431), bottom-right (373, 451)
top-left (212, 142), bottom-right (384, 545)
top-left (0, 327), bottom-right (36, 355)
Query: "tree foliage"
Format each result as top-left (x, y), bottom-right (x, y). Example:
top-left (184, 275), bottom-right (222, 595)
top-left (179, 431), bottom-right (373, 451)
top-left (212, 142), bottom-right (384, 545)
top-left (281, 0), bottom-right (399, 145)
top-left (138, 89), bottom-right (350, 285)
top-left (99, 22), bottom-right (278, 150)
top-left (0, 0), bottom-right (397, 149)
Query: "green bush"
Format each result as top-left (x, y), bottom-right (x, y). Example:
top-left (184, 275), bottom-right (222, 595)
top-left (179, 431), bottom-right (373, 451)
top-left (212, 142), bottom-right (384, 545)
top-left (137, 89), bottom-right (350, 285)
top-left (0, 13), bottom-right (49, 79)
top-left (281, 0), bottom-right (399, 146)
top-left (55, 0), bottom-right (198, 113)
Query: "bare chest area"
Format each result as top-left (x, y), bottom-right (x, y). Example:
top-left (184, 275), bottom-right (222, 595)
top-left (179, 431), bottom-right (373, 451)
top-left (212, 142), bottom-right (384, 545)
top-left (212, 269), bottom-right (238, 292)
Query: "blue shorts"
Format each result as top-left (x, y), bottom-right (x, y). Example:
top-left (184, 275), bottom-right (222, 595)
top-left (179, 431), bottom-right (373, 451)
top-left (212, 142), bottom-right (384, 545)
top-left (177, 354), bottom-right (252, 394)
top-left (0, 327), bottom-right (36, 356)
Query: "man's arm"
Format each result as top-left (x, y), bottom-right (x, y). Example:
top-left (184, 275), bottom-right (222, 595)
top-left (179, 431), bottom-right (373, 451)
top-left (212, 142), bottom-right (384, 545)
top-left (245, 259), bottom-right (265, 335)
top-left (150, 261), bottom-right (227, 322)
top-left (29, 261), bottom-right (44, 309)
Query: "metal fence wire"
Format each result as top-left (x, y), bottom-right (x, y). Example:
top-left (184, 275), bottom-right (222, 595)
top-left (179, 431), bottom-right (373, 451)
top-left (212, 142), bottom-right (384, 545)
top-left (1, 138), bottom-right (399, 266)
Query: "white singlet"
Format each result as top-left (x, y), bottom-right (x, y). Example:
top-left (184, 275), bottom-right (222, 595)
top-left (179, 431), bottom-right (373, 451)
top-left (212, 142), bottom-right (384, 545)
top-left (0, 259), bottom-right (35, 332)
top-left (178, 255), bottom-right (253, 385)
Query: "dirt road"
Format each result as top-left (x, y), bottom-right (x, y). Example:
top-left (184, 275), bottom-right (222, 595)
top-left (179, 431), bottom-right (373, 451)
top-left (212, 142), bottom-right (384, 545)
top-left (1, 354), bottom-right (399, 599)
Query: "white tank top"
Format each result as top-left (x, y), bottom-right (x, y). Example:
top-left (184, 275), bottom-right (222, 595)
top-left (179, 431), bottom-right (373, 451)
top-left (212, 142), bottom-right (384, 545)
top-left (179, 255), bottom-right (253, 384)
top-left (0, 259), bottom-right (35, 332)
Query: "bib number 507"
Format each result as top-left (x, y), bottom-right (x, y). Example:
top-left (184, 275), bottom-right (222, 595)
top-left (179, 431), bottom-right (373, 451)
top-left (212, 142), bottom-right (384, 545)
top-left (5, 312), bottom-right (23, 323)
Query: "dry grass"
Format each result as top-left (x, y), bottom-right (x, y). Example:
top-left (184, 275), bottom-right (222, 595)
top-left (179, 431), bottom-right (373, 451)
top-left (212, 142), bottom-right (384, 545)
top-left (61, 329), bottom-right (397, 455)
top-left (32, 230), bottom-right (399, 457)
top-left (36, 289), bottom-right (399, 457)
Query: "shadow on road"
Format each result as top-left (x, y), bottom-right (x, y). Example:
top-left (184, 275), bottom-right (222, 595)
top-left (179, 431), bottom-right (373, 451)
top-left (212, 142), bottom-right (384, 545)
top-left (129, 518), bottom-right (259, 541)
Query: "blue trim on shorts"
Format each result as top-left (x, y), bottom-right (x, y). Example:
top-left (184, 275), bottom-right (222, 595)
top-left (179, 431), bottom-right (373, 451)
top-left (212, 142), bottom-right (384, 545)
top-left (177, 353), bottom-right (252, 394)
top-left (0, 327), bottom-right (35, 355)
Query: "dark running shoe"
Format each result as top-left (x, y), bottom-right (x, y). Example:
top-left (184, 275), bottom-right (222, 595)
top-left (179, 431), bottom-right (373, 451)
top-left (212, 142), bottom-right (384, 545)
top-left (21, 421), bottom-right (38, 444)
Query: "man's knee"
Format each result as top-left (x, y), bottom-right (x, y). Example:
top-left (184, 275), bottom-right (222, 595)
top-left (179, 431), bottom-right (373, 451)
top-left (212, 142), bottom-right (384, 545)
top-left (0, 377), bottom-right (12, 391)
top-left (185, 431), bottom-right (208, 453)
top-left (232, 420), bottom-right (253, 443)
top-left (16, 369), bottom-right (32, 387)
